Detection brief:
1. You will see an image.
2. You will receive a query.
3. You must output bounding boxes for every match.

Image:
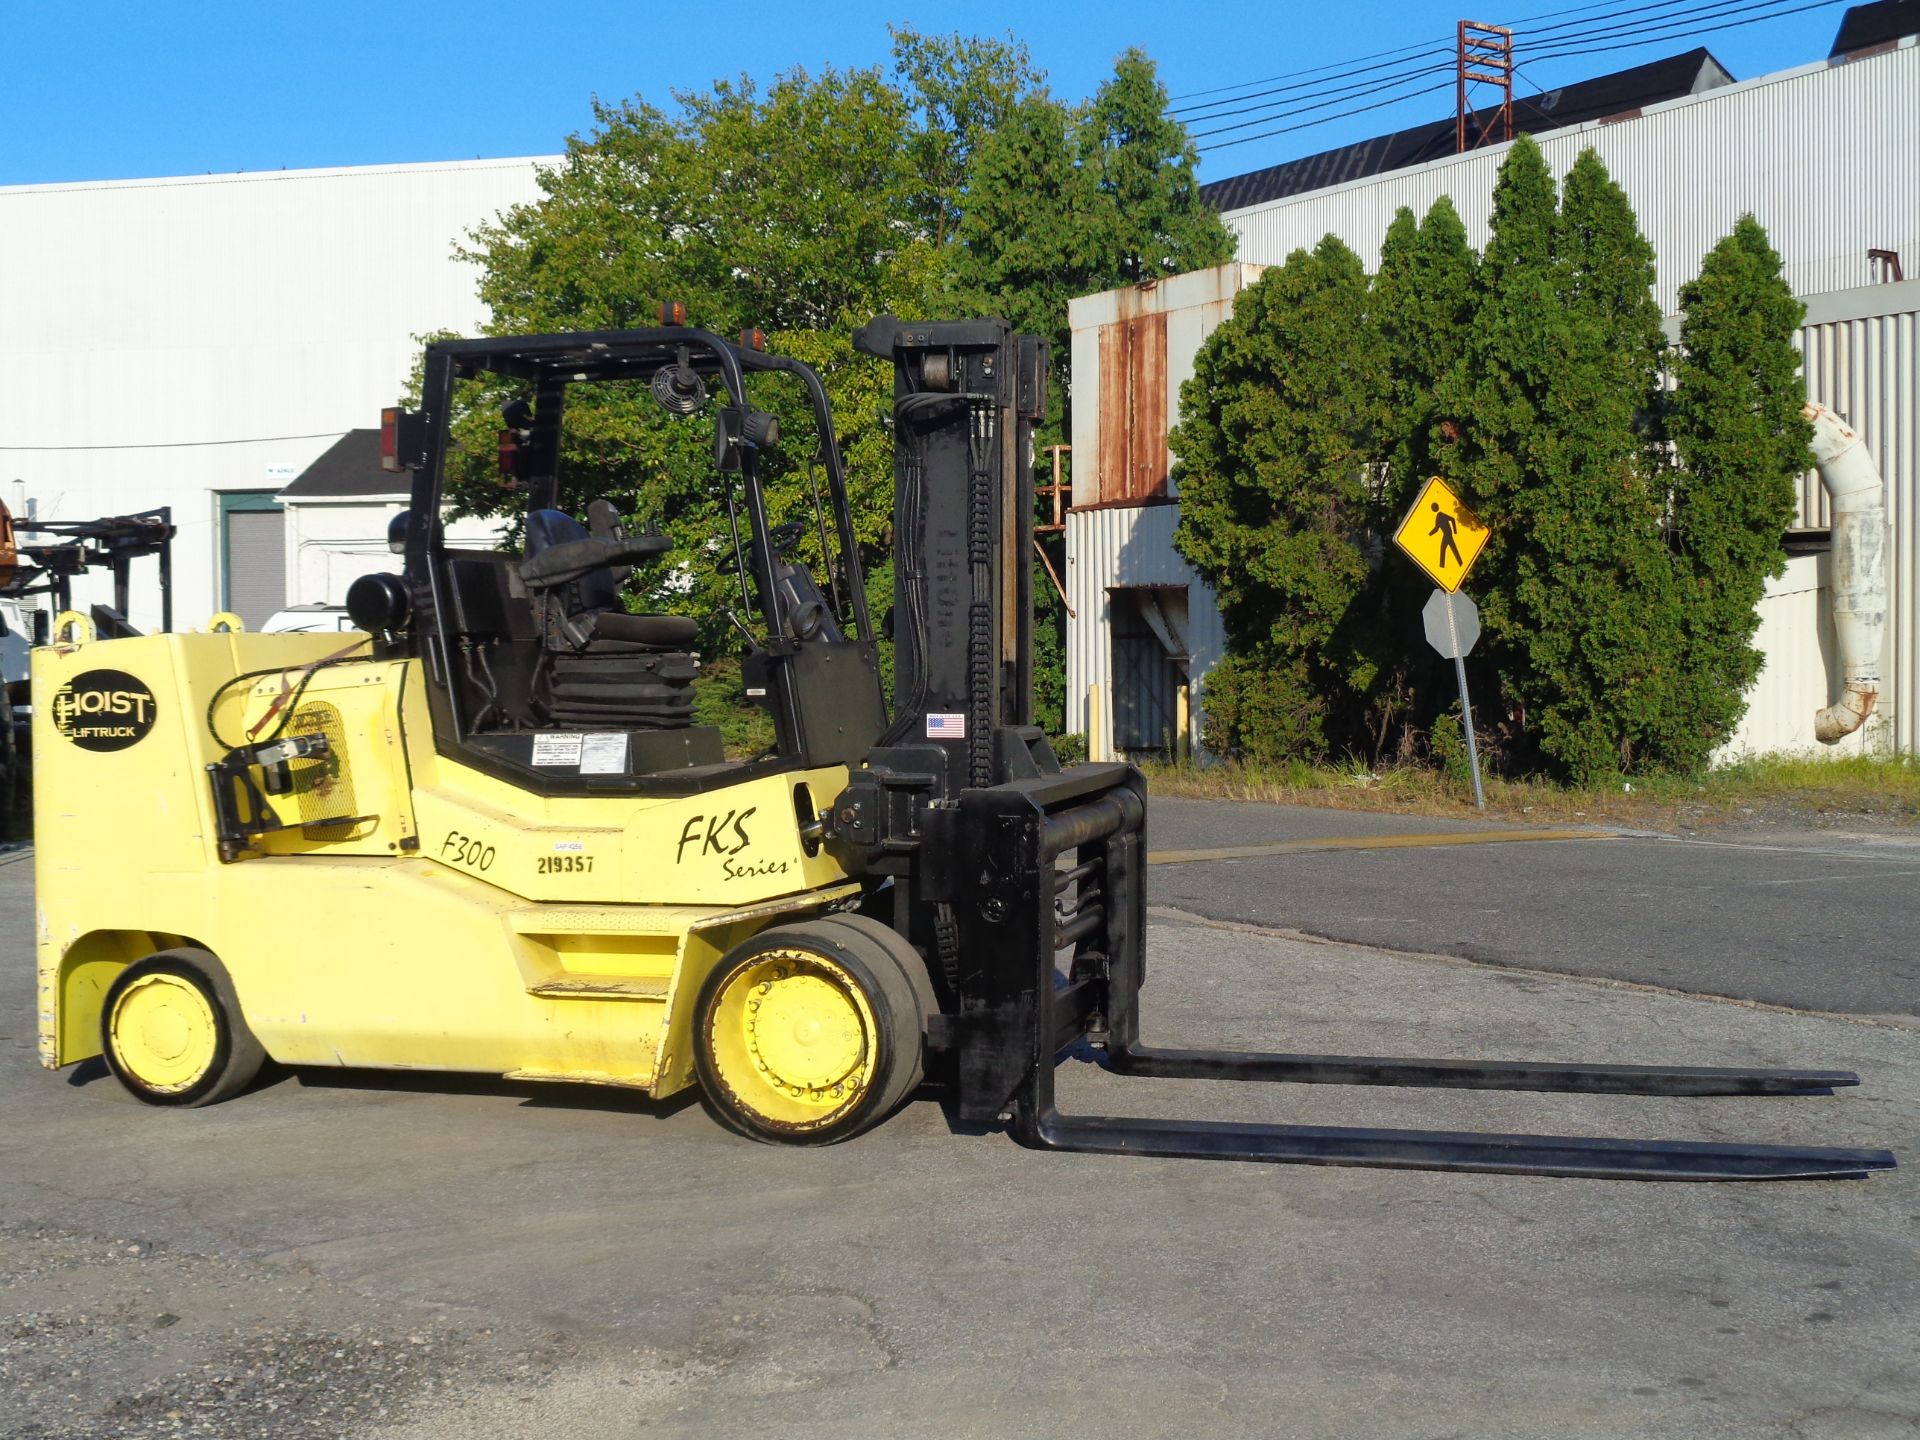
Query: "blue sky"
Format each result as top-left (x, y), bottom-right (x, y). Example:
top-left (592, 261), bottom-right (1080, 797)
top-left (3, 0), bottom-right (1859, 187)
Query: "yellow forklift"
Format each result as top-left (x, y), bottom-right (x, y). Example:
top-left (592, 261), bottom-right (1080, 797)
top-left (32, 317), bottom-right (1893, 1180)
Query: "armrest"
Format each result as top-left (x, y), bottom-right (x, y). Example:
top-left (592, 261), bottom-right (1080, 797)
top-left (521, 534), bottom-right (671, 589)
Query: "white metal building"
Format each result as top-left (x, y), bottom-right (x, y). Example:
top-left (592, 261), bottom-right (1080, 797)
top-left (1067, 34), bottom-right (1920, 760)
top-left (0, 157), bottom-right (547, 632)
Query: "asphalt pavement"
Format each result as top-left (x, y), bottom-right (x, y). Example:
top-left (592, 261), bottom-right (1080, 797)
top-left (0, 832), bottom-right (1914, 1440)
top-left (1148, 799), bottom-right (1920, 1019)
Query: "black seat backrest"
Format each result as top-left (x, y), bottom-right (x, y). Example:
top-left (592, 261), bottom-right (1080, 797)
top-left (525, 508), bottom-right (620, 615)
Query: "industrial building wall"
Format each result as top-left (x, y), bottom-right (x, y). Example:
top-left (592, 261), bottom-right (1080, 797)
top-left (0, 157), bottom-right (549, 631)
top-left (1064, 502), bottom-right (1227, 758)
top-left (1218, 41), bottom-right (1918, 316)
top-left (1068, 271), bottom-right (1917, 761)
top-left (1067, 265), bottom-right (1267, 508)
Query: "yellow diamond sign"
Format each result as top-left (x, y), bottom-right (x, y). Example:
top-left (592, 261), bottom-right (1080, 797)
top-left (1393, 476), bottom-right (1489, 593)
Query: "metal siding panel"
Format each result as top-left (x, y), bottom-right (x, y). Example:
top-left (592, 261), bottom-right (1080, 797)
top-left (1097, 323), bottom-right (1127, 505)
top-left (0, 158), bottom-right (550, 631)
top-left (1065, 504), bottom-right (1226, 756)
top-left (1221, 45), bottom-right (1919, 317)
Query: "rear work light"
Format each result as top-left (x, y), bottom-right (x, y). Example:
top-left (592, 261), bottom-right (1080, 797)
top-left (381, 407), bottom-right (426, 473)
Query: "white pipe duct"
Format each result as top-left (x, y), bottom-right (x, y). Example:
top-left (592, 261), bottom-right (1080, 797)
top-left (1802, 403), bottom-right (1888, 743)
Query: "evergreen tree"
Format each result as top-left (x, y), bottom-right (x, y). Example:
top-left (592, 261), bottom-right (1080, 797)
top-left (1525, 147), bottom-right (1682, 780)
top-left (1437, 138), bottom-right (1687, 781)
top-left (1078, 50), bottom-right (1234, 286)
top-left (1437, 132), bottom-right (1562, 683)
top-left (955, 49), bottom-right (1234, 436)
top-left (1376, 198), bottom-right (1479, 517)
top-left (1171, 237), bottom-right (1389, 761)
top-left (1370, 198), bottom-right (1480, 748)
top-left (1666, 215), bottom-right (1809, 764)
top-left (952, 90), bottom-right (1094, 419)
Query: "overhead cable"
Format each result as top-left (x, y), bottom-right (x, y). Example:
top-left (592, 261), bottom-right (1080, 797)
top-left (0, 431), bottom-right (347, 452)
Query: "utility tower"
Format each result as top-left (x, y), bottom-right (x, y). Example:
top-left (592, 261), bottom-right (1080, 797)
top-left (1456, 21), bottom-right (1515, 153)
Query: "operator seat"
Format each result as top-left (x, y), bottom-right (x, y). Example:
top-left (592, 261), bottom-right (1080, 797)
top-left (520, 508), bottom-right (698, 729)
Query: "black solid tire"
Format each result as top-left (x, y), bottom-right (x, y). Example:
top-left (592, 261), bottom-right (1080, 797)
top-left (100, 948), bottom-right (267, 1108)
top-left (692, 917), bottom-right (932, 1146)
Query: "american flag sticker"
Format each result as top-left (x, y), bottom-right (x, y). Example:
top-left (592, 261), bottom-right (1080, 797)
top-left (926, 713), bottom-right (967, 740)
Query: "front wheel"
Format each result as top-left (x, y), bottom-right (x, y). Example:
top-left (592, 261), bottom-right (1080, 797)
top-left (693, 916), bottom-right (932, 1145)
top-left (100, 949), bottom-right (266, 1107)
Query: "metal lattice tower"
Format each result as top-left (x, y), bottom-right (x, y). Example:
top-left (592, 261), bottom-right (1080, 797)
top-left (1456, 20), bottom-right (1515, 153)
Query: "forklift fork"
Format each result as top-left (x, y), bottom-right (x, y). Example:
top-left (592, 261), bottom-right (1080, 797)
top-left (953, 768), bottom-right (1895, 1182)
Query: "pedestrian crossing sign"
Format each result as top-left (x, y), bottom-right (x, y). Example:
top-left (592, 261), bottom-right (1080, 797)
top-left (1393, 476), bottom-right (1489, 593)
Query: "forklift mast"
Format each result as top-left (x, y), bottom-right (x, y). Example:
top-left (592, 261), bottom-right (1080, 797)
top-left (852, 316), bottom-right (1051, 796)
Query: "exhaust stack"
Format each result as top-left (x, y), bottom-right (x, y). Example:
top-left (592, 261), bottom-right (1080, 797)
top-left (1802, 404), bottom-right (1887, 743)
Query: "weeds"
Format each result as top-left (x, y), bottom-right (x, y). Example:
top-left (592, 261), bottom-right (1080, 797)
top-left (1137, 752), bottom-right (1920, 831)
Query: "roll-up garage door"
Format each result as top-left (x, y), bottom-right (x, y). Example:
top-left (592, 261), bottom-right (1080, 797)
top-left (221, 492), bottom-right (286, 628)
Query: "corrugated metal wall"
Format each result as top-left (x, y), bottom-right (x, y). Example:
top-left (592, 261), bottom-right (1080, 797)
top-left (1064, 504), bottom-right (1227, 757)
top-left (1220, 43), bottom-right (1919, 316)
top-left (1068, 265), bottom-right (1265, 509)
top-left (0, 158), bottom-right (549, 630)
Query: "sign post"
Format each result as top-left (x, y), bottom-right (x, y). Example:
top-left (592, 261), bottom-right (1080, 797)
top-left (1422, 588), bottom-right (1485, 809)
top-left (1396, 478), bottom-right (1491, 809)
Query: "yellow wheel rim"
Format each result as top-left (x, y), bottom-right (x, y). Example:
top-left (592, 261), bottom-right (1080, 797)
top-left (108, 974), bottom-right (218, 1093)
top-left (705, 949), bottom-right (878, 1131)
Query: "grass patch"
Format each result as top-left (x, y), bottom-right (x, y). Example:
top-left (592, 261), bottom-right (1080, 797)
top-left (1138, 752), bottom-right (1920, 832)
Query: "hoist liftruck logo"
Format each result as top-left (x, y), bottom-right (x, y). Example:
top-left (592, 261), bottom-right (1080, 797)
top-left (51, 669), bottom-right (159, 751)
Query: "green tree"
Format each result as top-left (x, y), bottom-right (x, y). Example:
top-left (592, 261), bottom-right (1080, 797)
top-left (452, 68), bottom-right (937, 648)
top-left (443, 42), bottom-right (1223, 739)
top-left (1525, 147), bottom-right (1682, 780)
top-left (1079, 49), bottom-right (1233, 287)
top-left (955, 49), bottom-right (1234, 432)
top-left (1367, 199), bottom-right (1482, 749)
top-left (1437, 139), bottom-right (1685, 781)
top-left (889, 27), bottom-right (1043, 249)
top-left (1437, 132), bottom-right (1561, 656)
top-left (1666, 215), bottom-right (1809, 763)
top-left (953, 48), bottom-right (1231, 735)
top-left (1375, 197), bottom-right (1478, 513)
top-left (1170, 237), bottom-right (1389, 761)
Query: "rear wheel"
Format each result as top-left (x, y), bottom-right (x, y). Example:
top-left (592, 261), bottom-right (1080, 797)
top-left (100, 949), bottom-right (266, 1107)
top-left (693, 916), bottom-right (933, 1145)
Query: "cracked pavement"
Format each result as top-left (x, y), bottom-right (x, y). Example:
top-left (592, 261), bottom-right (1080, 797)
top-left (1, 829), bottom-right (1915, 1438)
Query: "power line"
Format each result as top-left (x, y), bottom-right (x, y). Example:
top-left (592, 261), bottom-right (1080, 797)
top-left (1168, 34), bottom-right (1455, 106)
top-left (1519, 0), bottom-right (1753, 38)
top-left (0, 430), bottom-right (347, 452)
top-left (1168, 0), bottom-right (1716, 108)
top-left (1198, 79), bottom-right (1458, 153)
top-left (1177, 0), bottom-right (1843, 138)
top-left (1190, 0), bottom-right (1848, 157)
top-left (1175, 48), bottom-right (1456, 118)
top-left (1192, 65), bottom-right (1455, 142)
top-left (1524, 0), bottom-right (1850, 59)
